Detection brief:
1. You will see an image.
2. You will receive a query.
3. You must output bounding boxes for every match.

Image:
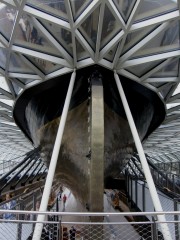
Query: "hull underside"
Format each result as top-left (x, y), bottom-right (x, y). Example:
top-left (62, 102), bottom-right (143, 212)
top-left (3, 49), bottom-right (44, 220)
top-left (13, 66), bottom-right (165, 204)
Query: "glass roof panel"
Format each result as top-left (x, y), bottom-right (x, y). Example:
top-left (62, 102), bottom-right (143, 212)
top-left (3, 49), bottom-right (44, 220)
top-left (0, 75), bottom-right (10, 92)
top-left (104, 44), bottom-right (118, 62)
top-left (152, 59), bottom-right (179, 77)
top-left (39, 19), bottom-right (73, 56)
top-left (167, 103), bottom-right (180, 109)
top-left (26, 0), bottom-right (68, 21)
top-left (76, 38), bottom-right (90, 61)
top-left (135, 0), bottom-right (178, 22)
top-left (0, 4), bottom-right (17, 40)
top-left (0, 99), bottom-right (13, 107)
top-left (158, 82), bottom-right (175, 98)
top-left (125, 60), bottom-right (163, 77)
top-left (9, 52), bottom-right (35, 74)
top-left (113, 0), bottom-right (136, 22)
top-left (172, 83), bottom-right (180, 96)
top-left (26, 55), bottom-right (63, 74)
top-left (12, 81), bottom-right (22, 94)
top-left (70, 0), bottom-right (93, 20)
top-left (121, 25), bottom-right (157, 55)
top-left (134, 21), bottom-right (179, 56)
top-left (80, 6), bottom-right (100, 50)
top-left (0, 47), bottom-right (7, 69)
top-left (14, 18), bottom-right (63, 58)
top-left (100, 4), bottom-right (122, 49)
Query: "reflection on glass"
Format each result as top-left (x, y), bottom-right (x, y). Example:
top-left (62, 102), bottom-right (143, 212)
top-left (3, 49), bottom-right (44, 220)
top-left (76, 39), bottom-right (89, 61)
top-left (135, 21), bottom-right (179, 56)
top-left (0, 76), bottom-right (10, 92)
top-left (100, 5), bottom-right (121, 49)
top-left (126, 60), bottom-right (163, 77)
top-left (39, 20), bottom-right (73, 56)
top-left (152, 59), bottom-right (179, 77)
top-left (135, 0), bottom-right (177, 22)
top-left (70, 0), bottom-right (92, 20)
top-left (26, 56), bottom-right (63, 74)
top-left (122, 26), bottom-right (157, 55)
top-left (15, 16), bottom-right (49, 46)
top-left (159, 82), bottom-right (175, 99)
top-left (0, 48), bottom-right (7, 69)
top-left (80, 6), bottom-right (100, 50)
top-left (104, 44), bottom-right (118, 62)
top-left (27, 0), bottom-right (67, 20)
top-left (14, 16), bottom-right (63, 58)
top-left (113, 0), bottom-right (136, 22)
top-left (9, 52), bottom-right (34, 73)
top-left (161, 21), bottom-right (179, 46)
top-left (0, 5), bottom-right (17, 40)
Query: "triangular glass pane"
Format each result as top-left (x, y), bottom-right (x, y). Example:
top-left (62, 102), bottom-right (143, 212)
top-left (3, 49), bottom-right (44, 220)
top-left (152, 59), bottom-right (179, 78)
top-left (70, 0), bottom-right (92, 20)
top-left (26, 56), bottom-right (63, 75)
top-left (100, 4), bottom-right (122, 49)
top-left (0, 75), bottom-right (10, 92)
top-left (14, 16), bottom-right (63, 58)
top-left (133, 21), bottom-right (179, 57)
top-left (0, 4), bottom-right (17, 41)
top-left (0, 99), bottom-right (14, 107)
top-left (158, 82), bottom-right (175, 99)
top-left (104, 44), bottom-right (118, 62)
top-left (0, 48), bottom-right (7, 69)
top-left (76, 38), bottom-right (90, 61)
top-left (80, 6), bottom-right (100, 50)
top-left (39, 19), bottom-right (73, 57)
top-left (135, 0), bottom-right (178, 22)
top-left (121, 25), bottom-right (157, 55)
top-left (17, 78), bottom-right (35, 85)
top-left (125, 60), bottom-right (163, 77)
top-left (26, 0), bottom-right (67, 21)
top-left (113, 0), bottom-right (136, 23)
top-left (9, 52), bottom-right (35, 74)
top-left (11, 81), bottom-right (23, 95)
top-left (172, 83), bottom-right (180, 96)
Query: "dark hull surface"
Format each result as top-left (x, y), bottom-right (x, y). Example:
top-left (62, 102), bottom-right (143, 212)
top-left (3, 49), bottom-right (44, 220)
top-left (13, 66), bottom-right (165, 204)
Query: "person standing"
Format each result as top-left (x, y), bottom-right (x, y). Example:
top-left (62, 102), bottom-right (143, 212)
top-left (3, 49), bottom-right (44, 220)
top-left (62, 194), bottom-right (67, 208)
top-left (2, 193), bottom-right (16, 220)
top-left (69, 226), bottom-right (77, 240)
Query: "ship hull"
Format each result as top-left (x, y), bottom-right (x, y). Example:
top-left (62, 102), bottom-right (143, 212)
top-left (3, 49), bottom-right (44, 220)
top-left (13, 66), bottom-right (165, 204)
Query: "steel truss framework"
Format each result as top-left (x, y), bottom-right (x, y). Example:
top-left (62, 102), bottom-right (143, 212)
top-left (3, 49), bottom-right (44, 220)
top-left (0, 0), bottom-right (180, 170)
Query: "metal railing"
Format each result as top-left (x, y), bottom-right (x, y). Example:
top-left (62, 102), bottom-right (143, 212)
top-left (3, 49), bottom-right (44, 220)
top-left (0, 210), bottom-right (179, 240)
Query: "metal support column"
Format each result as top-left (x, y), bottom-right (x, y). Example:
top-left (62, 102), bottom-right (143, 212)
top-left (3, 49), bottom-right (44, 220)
top-left (32, 70), bottom-right (76, 240)
top-left (89, 71), bottom-right (104, 220)
top-left (114, 71), bottom-right (172, 240)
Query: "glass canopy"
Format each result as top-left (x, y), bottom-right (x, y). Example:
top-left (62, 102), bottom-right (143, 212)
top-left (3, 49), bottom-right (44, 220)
top-left (0, 0), bottom-right (180, 174)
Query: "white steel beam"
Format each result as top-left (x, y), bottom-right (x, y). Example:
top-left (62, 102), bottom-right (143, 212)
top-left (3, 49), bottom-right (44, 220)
top-left (32, 70), bottom-right (76, 240)
top-left (23, 5), bottom-right (70, 30)
top-left (106, 0), bottom-right (126, 31)
top-left (12, 45), bottom-right (72, 67)
top-left (74, 0), bottom-right (102, 28)
top-left (113, 0), bottom-right (143, 68)
top-left (130, 10), bottom-right (180, 32)
top-left (9, 73), bottom-right (42, 80)
top-left (31, 17), bottom-right (73, 66)
top-left (114, 71), bottom-right (172, 240)
top-left (122, 50), bottom-right (180, 68)
top-left (144, 77), bottom-right (178, 83)
top-left (75, 29), bottom-right (95, 60)
top-left (95, 2), bottom-right (105, 62)
top-left (118, 22), bottom-right (170, 65)
top-left (64, 1), bottom-right (77, 67)
top-left (99, 30), bottom-right (124, 60)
